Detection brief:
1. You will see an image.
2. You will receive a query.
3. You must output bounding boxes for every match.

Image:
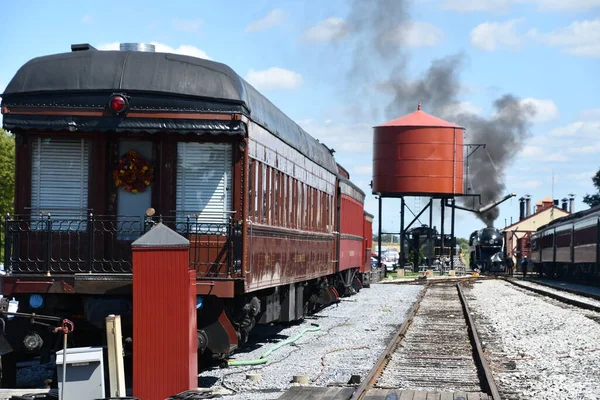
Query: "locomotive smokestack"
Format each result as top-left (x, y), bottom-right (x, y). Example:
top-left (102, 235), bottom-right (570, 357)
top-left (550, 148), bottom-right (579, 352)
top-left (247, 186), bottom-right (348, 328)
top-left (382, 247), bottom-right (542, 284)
top-left (519, 197), bottom-right (525, 221)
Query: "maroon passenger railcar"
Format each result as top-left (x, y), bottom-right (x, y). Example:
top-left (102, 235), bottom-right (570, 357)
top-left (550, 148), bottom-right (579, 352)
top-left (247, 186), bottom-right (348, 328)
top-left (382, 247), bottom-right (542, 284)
top-left (530, 204), bottom-right (600, 280)
top-left (0, 43), bottom-right (373, 377)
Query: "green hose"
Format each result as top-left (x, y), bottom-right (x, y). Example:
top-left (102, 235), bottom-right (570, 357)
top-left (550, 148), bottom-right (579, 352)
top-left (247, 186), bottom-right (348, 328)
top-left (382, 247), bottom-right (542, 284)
top-left (227, 323), bottom-right (321, 366)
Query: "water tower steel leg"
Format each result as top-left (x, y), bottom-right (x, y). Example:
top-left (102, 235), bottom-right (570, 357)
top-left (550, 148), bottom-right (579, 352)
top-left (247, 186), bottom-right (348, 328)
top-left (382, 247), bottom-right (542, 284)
top-left (440, 199), bottom-right (445, 274)
top-left (378, 196), bottom-right (383, 271)
top-left (400, 197), bottom-right (405, 268)
top-left (451, 197), bottom-right (455, 271)
top-left (428, 198), bottom-right (433, 266)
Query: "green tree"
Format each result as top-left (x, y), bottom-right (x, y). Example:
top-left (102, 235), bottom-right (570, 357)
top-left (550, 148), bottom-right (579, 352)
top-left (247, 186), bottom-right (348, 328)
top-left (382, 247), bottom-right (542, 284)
top-left (0, 129), bottom-right (15, 262)
top-left (456, 237), bottom-right (470, 266)
top-left (583, 169), bottom-right (600, 208)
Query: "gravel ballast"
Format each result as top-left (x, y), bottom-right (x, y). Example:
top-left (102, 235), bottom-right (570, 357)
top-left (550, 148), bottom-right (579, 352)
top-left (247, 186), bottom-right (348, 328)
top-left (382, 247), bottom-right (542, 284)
top-left (514, 279), bottom-right (600, 308)
top-left (464, 279), bottom-right (600, 400)
top-left (198, 283), bottom-right (423, 399)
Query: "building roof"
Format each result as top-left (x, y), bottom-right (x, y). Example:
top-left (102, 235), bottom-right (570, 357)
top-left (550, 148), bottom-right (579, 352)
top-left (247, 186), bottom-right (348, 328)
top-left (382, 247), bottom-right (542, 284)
top-left (375, 104), bottom-right (464, 129)
top-left (504, 205), bottom-right (569, 231)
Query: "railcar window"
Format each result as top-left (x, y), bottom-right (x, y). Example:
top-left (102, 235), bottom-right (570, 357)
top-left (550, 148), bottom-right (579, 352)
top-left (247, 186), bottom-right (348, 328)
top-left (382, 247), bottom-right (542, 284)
top-left (175, 142), bottom-right (232, 228)
top-left (30, 137), bottom-right (90, 231)
top-left (248, 160), bottom-right (253, 217)
top-left (274, 170), bottom-right (279, 225)
top-left (262, 164), bottom-right (267, 223)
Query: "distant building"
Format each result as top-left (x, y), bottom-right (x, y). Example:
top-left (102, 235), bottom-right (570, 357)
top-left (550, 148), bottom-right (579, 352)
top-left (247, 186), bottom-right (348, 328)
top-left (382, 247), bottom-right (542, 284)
top-left (502, 195), bottom-right (572, 264)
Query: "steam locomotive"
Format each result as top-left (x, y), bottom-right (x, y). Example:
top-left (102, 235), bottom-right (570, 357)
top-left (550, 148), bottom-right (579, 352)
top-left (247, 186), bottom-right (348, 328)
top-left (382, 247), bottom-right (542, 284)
top-left (469, 227), bottom-right (506, 272)
top-left (403, 225), bottom-right (456, 269)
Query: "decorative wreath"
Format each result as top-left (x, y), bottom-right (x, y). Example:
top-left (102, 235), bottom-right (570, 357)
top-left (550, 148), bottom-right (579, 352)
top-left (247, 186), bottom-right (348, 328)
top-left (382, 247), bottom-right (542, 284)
top-left (112, 149), bottom-right (154, 193)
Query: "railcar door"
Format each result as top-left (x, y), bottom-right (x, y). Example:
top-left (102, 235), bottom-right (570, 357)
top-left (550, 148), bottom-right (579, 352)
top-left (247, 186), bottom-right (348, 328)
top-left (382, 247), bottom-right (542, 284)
top-left (115, 140), bottom-right (154, 241)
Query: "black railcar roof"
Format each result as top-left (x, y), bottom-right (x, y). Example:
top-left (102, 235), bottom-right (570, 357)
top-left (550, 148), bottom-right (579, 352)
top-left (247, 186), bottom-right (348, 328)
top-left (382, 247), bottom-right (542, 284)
top-left (2, 48), bottom-right (337, 173)
top-left (535, 204), bottom-right (600, 232)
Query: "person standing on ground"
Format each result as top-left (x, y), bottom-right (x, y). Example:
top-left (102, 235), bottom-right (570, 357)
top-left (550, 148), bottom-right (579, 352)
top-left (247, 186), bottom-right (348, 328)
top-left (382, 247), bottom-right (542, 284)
top-left (505, 256), bottom-right (514, 276)
top-left (521, 256), bottom-right (529, 278)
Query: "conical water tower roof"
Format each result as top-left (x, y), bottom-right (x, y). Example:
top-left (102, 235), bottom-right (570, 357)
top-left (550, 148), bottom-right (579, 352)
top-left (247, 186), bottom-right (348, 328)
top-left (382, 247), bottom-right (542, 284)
top-left (375, 103), bottom-right (464, 129)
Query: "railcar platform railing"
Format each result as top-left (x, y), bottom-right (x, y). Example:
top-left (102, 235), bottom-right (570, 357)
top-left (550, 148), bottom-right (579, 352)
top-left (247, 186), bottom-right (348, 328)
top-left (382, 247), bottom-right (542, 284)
top-left (1, 213), bottom-right (241, 277)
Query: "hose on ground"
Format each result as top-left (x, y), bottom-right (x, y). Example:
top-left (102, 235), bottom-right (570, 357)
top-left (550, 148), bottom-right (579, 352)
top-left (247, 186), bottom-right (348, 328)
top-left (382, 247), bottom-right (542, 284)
top-left (227, 323), bottom-right (321, 366)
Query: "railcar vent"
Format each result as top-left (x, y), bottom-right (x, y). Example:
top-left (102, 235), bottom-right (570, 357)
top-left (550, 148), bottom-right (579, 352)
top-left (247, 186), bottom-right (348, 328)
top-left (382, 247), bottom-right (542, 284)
top-left (71, 43), bottom-right (97, 52)
top-left (119, 43), bottom-right (156, 52)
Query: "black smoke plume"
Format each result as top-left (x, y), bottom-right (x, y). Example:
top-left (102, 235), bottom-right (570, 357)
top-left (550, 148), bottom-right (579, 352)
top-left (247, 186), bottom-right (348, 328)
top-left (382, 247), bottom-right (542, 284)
top-left (341, 0), bottom-right (536, 226)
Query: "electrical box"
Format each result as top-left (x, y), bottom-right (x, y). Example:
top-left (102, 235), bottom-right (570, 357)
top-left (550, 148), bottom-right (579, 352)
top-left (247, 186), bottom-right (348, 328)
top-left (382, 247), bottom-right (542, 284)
top-left (55, 346), bottom-right (105, 400)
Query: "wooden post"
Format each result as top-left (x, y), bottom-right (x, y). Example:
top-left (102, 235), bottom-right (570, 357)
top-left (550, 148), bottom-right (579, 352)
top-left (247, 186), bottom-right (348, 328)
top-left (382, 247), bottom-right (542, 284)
top-left (105, 314), bottom-right (126, 398)
top-left (132, 223), bottom-right (197, 400)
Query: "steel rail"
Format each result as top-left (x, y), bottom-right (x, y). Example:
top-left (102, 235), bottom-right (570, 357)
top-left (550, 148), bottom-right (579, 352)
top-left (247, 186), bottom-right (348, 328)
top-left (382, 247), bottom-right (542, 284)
top-left (516, 277), bottom-right (600, 302)
top-left (456, 282), bottom-right (502, 400)
top-left (349, 283), bottom-right (430, 400)
top-left (501, 277), bottom-right (600, 313)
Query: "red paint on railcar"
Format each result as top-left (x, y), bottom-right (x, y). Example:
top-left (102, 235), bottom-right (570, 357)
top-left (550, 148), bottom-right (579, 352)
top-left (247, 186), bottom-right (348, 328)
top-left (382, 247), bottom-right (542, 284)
top-left (245, 226), bottom-right (335, 292)
top-left (362, 213), bottom-right (374, 274)
top-left (339, 194), bottom-right (366, 272)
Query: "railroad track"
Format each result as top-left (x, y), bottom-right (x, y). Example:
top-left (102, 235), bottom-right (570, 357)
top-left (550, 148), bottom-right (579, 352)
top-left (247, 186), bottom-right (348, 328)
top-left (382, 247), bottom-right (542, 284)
top-left (501, 277), bottom-right (600, 313)
top-left (350, 281), bottom-right (501, 400)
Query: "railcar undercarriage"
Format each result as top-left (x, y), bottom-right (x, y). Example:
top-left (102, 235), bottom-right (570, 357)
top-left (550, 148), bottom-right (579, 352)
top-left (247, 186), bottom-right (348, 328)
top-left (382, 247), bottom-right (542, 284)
top-left (0, 267), bottom-right (365, 387)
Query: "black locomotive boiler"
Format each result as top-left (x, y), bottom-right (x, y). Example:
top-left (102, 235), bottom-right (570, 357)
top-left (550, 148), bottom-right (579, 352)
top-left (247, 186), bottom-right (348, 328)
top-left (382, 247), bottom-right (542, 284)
top-left (469, 227), bottom-right (506, 272)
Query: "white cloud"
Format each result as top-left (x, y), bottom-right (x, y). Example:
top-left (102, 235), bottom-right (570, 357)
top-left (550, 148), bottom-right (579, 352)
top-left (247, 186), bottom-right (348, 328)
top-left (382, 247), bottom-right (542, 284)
top-left (529, 17), bottom-right (600, 57)
top-left (388, 21), bottom-right (444, 47)
top-left (441, 0), bottom-right (600, 13)
top-left (579, 108), bottom-right (600, 121)
top-left (521, 145), bottom-right (568, 161)
top-left (439, 101), bottom-right (484, 116)
top-left (530, 0), bottom-right (600, 11)
top-left (513, 180), bottom-right (544, 189)
top-left (352, 165), bottom-right (373, 175)
top-left (550, 121), bottom-right (600, 137)
top-left (246, 9), bottom-right (288, 32)
top-left (81, 13), bottom-right (93, 24)
top-left (568, 142), bottom-right (600, 154)
top-left (519, 98), bottom-right (559, 122)
top-left (97, 42), bottom-right (211, 60)
top-left (245, 67), bottom-right (302, 91)
top-left (171, 18), bottom-right (203, 33)
top-left (470, 19), bottom-right (524, 51)
top-left (565, 171), bottom-right (596, 181)
top-left (297, 119), bottom-right (372, 154)
top-left (545, 153), bottom-right (569, 162)
top-left (302, 17), bottom-right (348, 42)
top-left (521, 145), bottom-right (544, 157)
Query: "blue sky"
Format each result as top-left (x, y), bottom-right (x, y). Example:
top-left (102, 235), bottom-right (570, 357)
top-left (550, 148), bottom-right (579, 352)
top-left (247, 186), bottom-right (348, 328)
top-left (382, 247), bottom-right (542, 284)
top-left (1, 0), bottom-right (599, 239)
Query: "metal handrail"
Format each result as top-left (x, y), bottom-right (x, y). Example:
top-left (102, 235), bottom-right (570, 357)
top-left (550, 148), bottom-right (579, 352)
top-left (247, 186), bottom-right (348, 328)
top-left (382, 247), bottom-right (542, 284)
top-left (2, 213), bottom-right (239, 275)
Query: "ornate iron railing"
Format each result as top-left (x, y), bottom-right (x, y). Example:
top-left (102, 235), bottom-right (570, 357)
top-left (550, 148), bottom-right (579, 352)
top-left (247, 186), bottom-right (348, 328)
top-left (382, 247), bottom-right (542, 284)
top-left (1, 213), bottom-right (242, 277)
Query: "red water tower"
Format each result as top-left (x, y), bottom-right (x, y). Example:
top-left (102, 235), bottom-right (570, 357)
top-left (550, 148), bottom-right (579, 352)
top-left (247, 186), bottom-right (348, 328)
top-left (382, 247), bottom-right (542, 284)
top-left (372, 104), bottom-right (465, 196)
top-left (371, 104), bottom-right (466, 272)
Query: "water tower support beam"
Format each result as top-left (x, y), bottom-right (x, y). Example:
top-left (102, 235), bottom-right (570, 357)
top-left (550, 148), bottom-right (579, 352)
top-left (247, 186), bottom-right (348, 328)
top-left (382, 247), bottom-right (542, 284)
top-left (378, 196), bottom-right (383, 270)
top-left (451, 197), bottom-right (456, 271)
top-left (400, 197), bottom-right (405, 267)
